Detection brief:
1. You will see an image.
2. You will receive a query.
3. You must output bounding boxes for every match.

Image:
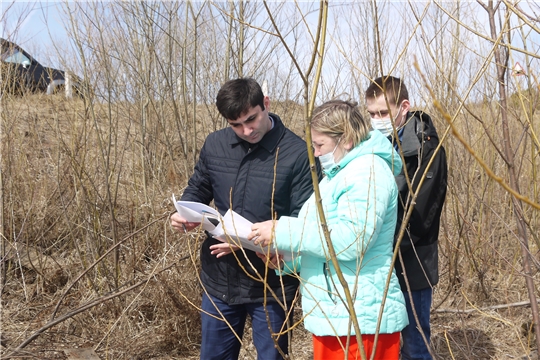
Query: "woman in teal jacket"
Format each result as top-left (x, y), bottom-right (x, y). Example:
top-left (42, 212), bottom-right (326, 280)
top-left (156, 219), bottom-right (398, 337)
top-left (249, 100), bottom-right (408, 359)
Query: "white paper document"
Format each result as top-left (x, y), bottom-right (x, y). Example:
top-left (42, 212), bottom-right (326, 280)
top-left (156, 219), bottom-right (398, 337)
top-left (172, 196), bottom-right (221, 232)
top-left (172, 195), bottom-right (276, 255)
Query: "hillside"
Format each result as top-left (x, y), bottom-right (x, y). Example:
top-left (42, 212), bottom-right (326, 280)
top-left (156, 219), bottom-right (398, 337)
top-left (1, 93), bottom-right (539, 359)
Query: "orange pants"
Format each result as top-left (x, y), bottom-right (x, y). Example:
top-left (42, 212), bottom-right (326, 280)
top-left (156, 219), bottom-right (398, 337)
top-left (312, 332), bottom-right (400, 360)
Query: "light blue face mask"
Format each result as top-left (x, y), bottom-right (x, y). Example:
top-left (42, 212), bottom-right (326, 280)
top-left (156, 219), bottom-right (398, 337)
top-left (318, 140), bottom-right (340, 171)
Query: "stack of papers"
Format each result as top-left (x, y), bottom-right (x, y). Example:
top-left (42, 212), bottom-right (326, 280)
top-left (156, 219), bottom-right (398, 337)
top-left (172, 195), bottom-right (271, 255)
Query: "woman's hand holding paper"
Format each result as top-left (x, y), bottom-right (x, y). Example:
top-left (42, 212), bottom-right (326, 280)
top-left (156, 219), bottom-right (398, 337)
top-left (249, 220), bottom-right (278, 247)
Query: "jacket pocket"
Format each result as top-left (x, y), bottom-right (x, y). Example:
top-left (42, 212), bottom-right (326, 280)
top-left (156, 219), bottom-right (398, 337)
top-left (323, 262), bottom-right (338, 305)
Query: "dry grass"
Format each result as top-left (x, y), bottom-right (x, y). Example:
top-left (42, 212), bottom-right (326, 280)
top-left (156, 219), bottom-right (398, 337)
top-left (1, 93), bottom-right (539, 359)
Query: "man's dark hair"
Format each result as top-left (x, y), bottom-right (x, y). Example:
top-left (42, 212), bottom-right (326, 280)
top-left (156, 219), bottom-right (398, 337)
top-left (365, 75), bottom-right (409, 106)
top-left (216, 78), bottom-right (265, 121)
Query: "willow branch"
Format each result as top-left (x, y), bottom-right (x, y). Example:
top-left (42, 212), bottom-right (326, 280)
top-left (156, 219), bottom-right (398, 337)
top-left (4, 260), bottom-right (182, 358)
top-left (51, 214), bottom-right (169, 320)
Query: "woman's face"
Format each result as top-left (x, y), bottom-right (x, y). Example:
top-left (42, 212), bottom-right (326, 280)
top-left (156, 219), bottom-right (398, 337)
top-left (311, 129), bottom-right (347, 162)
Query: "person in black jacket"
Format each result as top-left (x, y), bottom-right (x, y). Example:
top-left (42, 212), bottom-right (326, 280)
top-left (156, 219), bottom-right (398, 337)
top-left (171, 78), bottom-right (318, 360)
top-left (365, 76), bottom-right (448, 360)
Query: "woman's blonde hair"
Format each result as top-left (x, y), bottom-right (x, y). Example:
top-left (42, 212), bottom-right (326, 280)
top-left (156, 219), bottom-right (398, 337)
top-left (311, 99), bottom-right (371, 147)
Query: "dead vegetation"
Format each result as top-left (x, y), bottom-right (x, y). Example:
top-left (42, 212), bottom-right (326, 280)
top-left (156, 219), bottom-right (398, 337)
top-left (2, 1), bottom-right (540, 359)
top-left (0, 93), bottom-right (538, 359)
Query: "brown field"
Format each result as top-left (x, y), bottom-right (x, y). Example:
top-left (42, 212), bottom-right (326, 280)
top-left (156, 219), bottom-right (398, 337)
top-left (1, 92), bottom-right (539, 359)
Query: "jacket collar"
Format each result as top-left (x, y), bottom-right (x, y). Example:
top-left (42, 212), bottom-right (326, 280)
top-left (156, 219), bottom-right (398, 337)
top-left (398, 114), bottom-right (421, 156)
top-left (229, 113), bottom-right (285, 153)
top-left (395, 111), bottom-right (439, 156)
top-left (324, 134), bottom-right (370, 178)
top-left (324, 130), bottom-right (403, 179)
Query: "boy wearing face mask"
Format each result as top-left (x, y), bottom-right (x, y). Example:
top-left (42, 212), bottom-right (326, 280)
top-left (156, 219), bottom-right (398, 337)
top-left (365, 76), bottom-right (448, 360)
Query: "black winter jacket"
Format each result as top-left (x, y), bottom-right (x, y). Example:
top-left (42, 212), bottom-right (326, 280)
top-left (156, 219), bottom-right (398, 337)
top-left (182, 114), bottom-right (317, 304)
top-left (393, 111), bottom-right (448, 291)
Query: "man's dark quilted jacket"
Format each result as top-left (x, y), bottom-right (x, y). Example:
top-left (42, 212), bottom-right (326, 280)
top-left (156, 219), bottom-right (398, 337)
top-left (181, 113), bottom-right (317, 304)
top-left (394, 111), bottom-right (448, 291)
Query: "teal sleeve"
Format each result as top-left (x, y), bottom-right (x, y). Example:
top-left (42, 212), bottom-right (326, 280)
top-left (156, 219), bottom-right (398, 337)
top-left (275, 256), bottom-right (301, 276)
top-left (274, 157), bottom-right (396, 262)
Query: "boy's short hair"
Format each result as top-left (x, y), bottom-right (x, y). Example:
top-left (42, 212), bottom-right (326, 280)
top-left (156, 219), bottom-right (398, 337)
top-left (365, 76), bottom-right (409, 106)
top-left (216, 78), bottom-right (265, 121)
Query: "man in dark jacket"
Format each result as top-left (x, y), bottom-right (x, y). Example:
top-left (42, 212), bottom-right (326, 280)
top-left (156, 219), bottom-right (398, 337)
top-left (171, 78), bottom-right (318, 360)
top-left (365, 76), bottom-right (448, 360)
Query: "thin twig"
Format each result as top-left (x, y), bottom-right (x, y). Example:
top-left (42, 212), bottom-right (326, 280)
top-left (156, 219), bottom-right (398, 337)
top-left (51, 214), bottom-right (168, 320)
top-left (434, 300), bottom-right (540, 314)
top-left (3, 257), bottom-right (189, 358)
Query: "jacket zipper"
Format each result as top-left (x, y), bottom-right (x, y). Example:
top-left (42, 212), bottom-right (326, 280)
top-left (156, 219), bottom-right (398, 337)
top-left (323, 262), bottom-right (337, 305)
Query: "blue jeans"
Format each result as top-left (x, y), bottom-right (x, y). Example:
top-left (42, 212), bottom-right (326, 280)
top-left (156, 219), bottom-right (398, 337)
top-left (401, 288), bottom-right (433, 360)
top-left (200, 293), bottom-right (292, 360)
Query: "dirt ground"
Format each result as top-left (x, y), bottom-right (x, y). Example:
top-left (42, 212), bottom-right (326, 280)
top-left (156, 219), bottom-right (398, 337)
top-left (1, 262), bottom-right (539, 359)
top-left (2, 95), bottom-right (539, 360)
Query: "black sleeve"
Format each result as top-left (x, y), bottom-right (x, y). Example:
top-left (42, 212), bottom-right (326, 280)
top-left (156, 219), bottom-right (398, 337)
top-left (398, 142), bottom-right (448, 252)
top-left (288, 148), bottom-right (322, 217)
top-left (180, 141), bottom-right (214, 205)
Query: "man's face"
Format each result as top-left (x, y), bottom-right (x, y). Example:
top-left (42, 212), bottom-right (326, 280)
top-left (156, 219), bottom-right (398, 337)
top-left (366, 95), bottom-right (409, 128)
top-left (227, 96), bottom-right (272, 144)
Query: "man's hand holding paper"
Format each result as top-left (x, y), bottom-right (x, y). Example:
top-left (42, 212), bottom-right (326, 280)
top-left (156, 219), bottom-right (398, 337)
top-left (172, 195), bottom-right (292, 261)
top-left (170, 212), bottom-right (201, 233)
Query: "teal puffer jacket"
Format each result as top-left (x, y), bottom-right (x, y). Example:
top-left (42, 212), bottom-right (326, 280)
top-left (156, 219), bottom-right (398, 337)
top-left (274, 130), bottom-right (409, 336)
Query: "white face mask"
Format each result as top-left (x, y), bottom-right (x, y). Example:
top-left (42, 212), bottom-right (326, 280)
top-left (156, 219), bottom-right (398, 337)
top-left (371, 104), bottom-right (403, 137)
top-left (319, 141), bottom-right (340, 171)
top-left (371, 117), bottom-right (394, 137)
